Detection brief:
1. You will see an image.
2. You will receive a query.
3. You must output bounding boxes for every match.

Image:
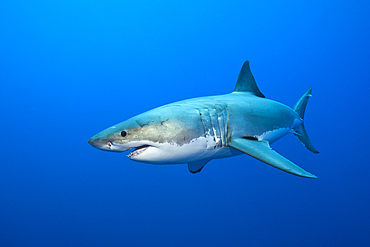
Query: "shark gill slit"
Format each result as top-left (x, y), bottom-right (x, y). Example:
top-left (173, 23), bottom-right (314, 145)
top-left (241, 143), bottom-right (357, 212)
top-left (198, 106), bottom-right (228, 148)
top-left (215, 104), bottom-right (228, 147)
top-left (226, 107), bottom-right (230, 142)
top-left (209, 108), bottom-right (220, 146)
top-left (198, 108), bottom-right (212, 149)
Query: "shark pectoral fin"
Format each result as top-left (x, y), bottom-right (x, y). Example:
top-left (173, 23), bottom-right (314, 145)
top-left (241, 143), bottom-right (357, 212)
top-left (228, 138), bottom-right (317, 179)
top-left (188, 159), bottom-right (211, 174)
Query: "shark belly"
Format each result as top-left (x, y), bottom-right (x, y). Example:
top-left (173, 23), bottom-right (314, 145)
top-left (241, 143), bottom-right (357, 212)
top-left (128, 138), bottom-right (241, 164)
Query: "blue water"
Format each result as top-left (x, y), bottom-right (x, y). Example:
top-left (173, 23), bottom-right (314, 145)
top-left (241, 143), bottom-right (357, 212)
top-left (1, 1), bottom-right (369, 246)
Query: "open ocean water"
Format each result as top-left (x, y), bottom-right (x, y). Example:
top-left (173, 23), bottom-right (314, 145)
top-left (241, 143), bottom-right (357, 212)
top-left (1, 1), bottom-right (369, 246)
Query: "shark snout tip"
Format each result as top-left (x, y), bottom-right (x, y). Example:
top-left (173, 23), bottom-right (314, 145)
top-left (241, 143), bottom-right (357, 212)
top-left (88, 137), bottom-right (95, 146)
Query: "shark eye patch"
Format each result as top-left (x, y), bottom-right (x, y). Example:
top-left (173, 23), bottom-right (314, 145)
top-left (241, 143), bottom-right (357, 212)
top-left (121, 131), bottom-right (127, 137)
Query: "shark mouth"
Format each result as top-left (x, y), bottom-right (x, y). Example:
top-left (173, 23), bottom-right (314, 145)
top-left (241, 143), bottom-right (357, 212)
top-left (127, 145), bottom-right (150, 159)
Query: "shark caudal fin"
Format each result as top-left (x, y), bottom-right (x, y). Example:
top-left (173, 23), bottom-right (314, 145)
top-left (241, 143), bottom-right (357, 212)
top-left (293, 88), bottom-right (319, 154)
top-left (234, 61), bottom-right (265, 97)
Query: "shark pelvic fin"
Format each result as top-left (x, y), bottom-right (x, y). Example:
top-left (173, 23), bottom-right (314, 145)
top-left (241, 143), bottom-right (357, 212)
top-left (293, 88), bottom-right (319, 154)
top-left (228, 138), bottom-right (317, 178)
top-left (234, 61), bottom-right (265, 98)
top-left (188, 159), bottom-right (211, 174)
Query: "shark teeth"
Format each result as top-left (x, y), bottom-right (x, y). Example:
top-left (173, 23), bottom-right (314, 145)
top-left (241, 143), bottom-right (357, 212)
top-left (127, 145), bottom-right (150, 158)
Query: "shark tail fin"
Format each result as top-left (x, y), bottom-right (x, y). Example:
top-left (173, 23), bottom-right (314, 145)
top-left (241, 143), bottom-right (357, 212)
top-left (293, 88), bottom-right (319, 154)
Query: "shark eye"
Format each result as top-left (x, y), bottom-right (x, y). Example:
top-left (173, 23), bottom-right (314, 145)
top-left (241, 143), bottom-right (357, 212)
top-left (120, 131), bottom-right (127, 137)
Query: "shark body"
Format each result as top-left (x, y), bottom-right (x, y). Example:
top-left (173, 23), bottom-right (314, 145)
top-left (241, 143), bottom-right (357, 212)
top-left (88, 61), bottom-right (319, 178)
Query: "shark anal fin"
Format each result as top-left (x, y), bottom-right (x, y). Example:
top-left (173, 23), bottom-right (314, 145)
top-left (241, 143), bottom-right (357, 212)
top-left (188, 159), bottom-right (211, 174)
top-left (228, 138), bottom-right (317, 179)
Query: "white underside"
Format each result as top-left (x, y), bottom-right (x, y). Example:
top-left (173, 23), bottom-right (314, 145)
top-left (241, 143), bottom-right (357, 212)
top-left (256, 127), bottom-right (291, 143)
top-left (110, 128), bottom-right (292, 165)
top-left (128, 136), bottom-right (237, 164)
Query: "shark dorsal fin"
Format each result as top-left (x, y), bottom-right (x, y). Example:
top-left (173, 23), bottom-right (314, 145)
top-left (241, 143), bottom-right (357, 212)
top-left (234, 61), bottom-right (265, 98)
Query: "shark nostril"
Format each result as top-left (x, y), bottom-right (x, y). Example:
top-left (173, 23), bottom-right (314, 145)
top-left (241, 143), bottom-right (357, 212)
top-left (107, 142), bottom-right (112, 148)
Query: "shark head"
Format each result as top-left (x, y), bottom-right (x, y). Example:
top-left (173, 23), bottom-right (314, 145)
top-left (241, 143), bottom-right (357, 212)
top-left (88, 105), bottom-right (210, 164)
top-left (88, 117), bottom-right (142, 153)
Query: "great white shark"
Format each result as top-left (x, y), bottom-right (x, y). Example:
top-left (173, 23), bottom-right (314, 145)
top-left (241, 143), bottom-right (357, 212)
top-left (88, 61), bottom-right (319, 178)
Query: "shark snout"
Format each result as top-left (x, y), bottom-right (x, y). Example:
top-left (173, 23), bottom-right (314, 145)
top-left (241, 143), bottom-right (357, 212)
top-left (88, 134), bottom-right (110, 150)
top-left (88, 136), bottom-right (103, 149)
top-left (88, 134), bottom-right (127, 152)
top-left (87, 137), bottom-right (96, 146)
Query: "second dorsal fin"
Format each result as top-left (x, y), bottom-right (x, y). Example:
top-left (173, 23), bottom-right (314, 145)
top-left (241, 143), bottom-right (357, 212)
top-left (234, 61), bottom-right (265, 98)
